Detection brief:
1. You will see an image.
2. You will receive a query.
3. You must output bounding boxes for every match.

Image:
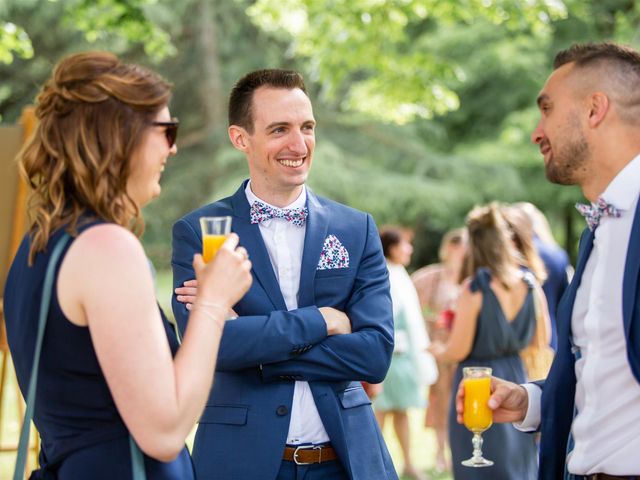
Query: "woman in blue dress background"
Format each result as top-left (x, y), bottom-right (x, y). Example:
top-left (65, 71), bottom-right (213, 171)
top-left (429, 204), bottom-right (548, 479)
top-left (3, 52), bottom-right (252, 479)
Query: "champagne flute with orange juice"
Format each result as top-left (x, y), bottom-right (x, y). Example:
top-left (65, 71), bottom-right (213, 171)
top-left (200, 216), bottom-right (232, 263)
top-left (461, 366), bottom-right (494, 467)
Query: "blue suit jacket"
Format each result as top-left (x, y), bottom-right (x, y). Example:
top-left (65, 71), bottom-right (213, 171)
top-left (171, 182), bottom-right (397, 480)
top-left (538, 199), bottom-right (640, 479)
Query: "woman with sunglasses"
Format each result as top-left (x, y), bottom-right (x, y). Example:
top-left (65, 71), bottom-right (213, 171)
top-left (3, 51), bottom-right (252, 479)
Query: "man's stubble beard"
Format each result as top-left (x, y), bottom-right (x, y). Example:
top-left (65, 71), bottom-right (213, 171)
top-left (545, 115), bottom-right (589, 186)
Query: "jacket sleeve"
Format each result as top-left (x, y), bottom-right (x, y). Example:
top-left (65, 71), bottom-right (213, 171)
top-left (260, 214), bottom-right (394, 384)
top-left (171, 216), bottom-right (329, 370)
top-left (171, 217), bottom-right (200, 334)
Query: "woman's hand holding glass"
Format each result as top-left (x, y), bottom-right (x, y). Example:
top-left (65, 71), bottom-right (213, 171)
top-left (191, 233), bottom-right (252, 326)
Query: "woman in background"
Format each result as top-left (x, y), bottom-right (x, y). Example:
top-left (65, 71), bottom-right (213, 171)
top-left (412, 228), bottom-right (466, 472)
top-left (500, 204), bottom-right (548, 284)
top-left (429, 204), bottom-right (541, 479)
top-left (513, 201), bottom-right (571, 350)
top-left (375, 226), bottom-right (436, 480)
top-left (3, 52), bottom-right (252, 479)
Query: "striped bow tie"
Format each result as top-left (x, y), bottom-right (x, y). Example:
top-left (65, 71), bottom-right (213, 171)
top-left (575, 197), bottom-right (621, 231)
top-left (250, 200), bottom-right (308, 227)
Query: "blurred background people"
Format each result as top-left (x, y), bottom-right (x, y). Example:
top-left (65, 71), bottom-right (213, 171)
top-left (500, 205), bottom-right (548, 285)
top-left (513, 202), bottom-right (571, 350)
top-left (375, 226), bottom-right (437, 480)
top-left (412, 228), bottom-right (466, 472)
top-left (429, 204), bottom-right (543, 479)
top-left (2, 52), bottom-right (252, 479)
top-left (501, 204), bottom-right (554, 381)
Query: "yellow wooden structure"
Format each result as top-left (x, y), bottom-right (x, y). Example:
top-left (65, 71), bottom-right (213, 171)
top-left (0, 107), bottom-right (39, 476)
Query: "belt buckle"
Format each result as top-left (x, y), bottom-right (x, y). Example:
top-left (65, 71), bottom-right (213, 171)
top-left (293, 445), bottom-right (322, 465)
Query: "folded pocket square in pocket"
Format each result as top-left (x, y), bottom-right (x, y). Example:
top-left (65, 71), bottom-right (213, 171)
top-left (317, 234), bottom-right (349, 270)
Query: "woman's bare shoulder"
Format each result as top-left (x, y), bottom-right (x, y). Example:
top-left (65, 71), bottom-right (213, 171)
top-left (411, 263), bottom-right (443, 283)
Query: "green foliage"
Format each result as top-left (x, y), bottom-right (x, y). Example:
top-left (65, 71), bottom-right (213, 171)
top-left (61, 0), bottom-right (177, 61)
top-left (0, 0), bottom-right (175, 68)
top-left (245, 0), bottom-right (569, 123)
top-left (0, 21), bottom-right (32, 64)
top-left (3, 0), bottom-right (639, 267)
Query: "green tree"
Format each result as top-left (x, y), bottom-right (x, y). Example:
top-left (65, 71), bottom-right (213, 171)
top-left (4, 0), bottom-right (640, 268)
top-left (245, 0), bottom-right (570, 123)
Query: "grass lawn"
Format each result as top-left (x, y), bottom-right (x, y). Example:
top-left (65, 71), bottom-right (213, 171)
top-left (0, 269), bottom-right (454, 479)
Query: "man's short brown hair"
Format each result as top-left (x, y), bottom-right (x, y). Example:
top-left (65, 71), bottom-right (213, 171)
top-left (228, 69), bottom-right (307, 132)
top-left (553, 42), bottom-right (640, 125)
top-left (554, 41), bottom-right (640, 70)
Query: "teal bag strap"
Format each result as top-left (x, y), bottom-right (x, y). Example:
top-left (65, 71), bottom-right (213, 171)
top-left (129, 435), bottom-right (147, 480)
top-left (13, 232), bottom-right (70, 480)
top-left (13, 232), bottom-right (147, 480)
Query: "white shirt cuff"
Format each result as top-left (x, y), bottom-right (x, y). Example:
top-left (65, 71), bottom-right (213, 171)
top-left (513, 383), bottom-right (541, 432)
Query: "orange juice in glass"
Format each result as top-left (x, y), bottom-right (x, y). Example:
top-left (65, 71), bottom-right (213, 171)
top-left (461, 366), bottom-right (494, 467)
top-left (200, 216), bottom-right (232, 263)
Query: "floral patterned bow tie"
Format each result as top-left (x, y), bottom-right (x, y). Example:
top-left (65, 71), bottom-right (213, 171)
top-left (575, 197), bottom-right (622, 231)
top-left (250, 200), bottom-right (309, 227)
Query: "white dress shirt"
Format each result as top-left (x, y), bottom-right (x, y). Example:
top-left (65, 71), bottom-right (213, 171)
top-left (245, 182), bottom-right (330, 446)
top-left (518, 154), bottom-right (640, 474)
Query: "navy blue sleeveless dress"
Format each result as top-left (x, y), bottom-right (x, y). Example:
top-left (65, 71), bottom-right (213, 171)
top-left (448, 268), bottom-right (538, 480)
top-left (3, 223), bottom-right (195, 479)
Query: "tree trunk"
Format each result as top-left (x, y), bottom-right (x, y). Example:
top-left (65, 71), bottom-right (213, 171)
top-left (198, 0), bottom-right (226, 134)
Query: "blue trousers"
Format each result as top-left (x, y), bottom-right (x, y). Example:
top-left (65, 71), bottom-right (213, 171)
top-left (275, 459), bottom-right (349, 480)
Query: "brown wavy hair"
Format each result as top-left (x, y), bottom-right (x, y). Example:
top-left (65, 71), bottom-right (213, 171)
top-left (20, 51), bottom-right (172, 263)
top-left (500, 204), bottom-right (548, 283)
top-left (462, 203), bottom-right (520, 288)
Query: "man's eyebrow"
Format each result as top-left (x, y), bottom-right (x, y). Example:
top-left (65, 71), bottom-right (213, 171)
top-left (264, 119), bottom-right (316, 130)
top-left (265, 121), bottom-right (289, 130)
top-left (537, 93), bottom-right (550, 107)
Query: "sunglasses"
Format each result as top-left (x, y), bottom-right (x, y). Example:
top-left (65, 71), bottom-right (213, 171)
top-left (151, 118), bottom-right (179, 148)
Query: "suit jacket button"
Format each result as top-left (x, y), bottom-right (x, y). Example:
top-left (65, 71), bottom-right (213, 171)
top-left (276, 405), bottom-right (288, 416)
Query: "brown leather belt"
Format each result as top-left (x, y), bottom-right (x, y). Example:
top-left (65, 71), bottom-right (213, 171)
top-left (584, 475), bottom-right (639, 480)
top-left (283, 444), bottom-right (337, 465)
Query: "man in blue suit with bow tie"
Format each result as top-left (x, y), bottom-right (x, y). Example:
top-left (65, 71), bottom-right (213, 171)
top-left (171, 69), bottom-right (397, 480)
top-left (456, 42), bottom-right (640, 480)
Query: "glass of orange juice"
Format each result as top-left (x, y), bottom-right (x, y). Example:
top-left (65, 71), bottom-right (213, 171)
top-left (200, 216), bottom-right (232, 263)
top-left (461, 366), bottom-right (494, 467)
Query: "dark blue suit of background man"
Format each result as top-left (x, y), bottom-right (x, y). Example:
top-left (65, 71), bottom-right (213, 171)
top-left (172, 69), bottom-right (397, 480)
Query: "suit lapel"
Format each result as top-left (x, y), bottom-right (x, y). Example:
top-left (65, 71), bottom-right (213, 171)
top-left (231, 183), bottom-right (287, 311)
top-left (622, 198), bottom-right (640, 340)
top-left (298, 190), bottom-right (329, 307)
top-left (556, 227), bottom-right (594, 341)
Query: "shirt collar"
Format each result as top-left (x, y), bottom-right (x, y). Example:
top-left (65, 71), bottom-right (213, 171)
top-left (244, 181), bottom-right (307, 210)
top-left (601, 153), bottom-right (640, 211)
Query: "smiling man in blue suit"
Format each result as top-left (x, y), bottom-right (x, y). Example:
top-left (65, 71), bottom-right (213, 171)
top-left (171, 69), bottom-right (397, 480)
top-left (456, 42), bottom-right (640, 480)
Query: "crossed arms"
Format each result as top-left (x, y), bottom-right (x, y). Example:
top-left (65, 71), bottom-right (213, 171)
top-left (171, 214), bottom-right (394, 384)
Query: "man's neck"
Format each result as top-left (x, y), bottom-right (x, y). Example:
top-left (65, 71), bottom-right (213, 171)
top-left (582, 132), bottom-right (640, 201)
top-left (249, 183), bottom-right (304, 208)
top-left (581, 151), bottom-right (640, 202)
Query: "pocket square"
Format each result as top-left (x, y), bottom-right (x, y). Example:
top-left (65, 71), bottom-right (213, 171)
top-left (317, 234), bottom-right (350, 270)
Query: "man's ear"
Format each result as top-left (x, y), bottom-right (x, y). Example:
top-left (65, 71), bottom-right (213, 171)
top-left (587, 92), bottom-right (610, 128)
top-left (228, 125), bottom-right (250, 152)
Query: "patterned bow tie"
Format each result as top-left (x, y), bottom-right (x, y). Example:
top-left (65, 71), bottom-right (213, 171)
top-left (575, 197), bottom-right (622, 231)
top-left (250, 200), bottom-right (308, 227)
